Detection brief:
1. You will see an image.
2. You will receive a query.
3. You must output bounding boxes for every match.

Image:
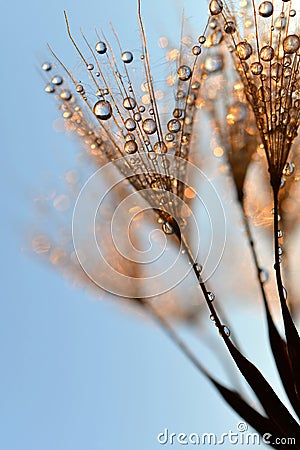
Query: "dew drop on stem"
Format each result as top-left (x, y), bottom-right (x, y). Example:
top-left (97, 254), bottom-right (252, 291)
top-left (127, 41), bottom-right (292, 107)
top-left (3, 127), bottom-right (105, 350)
top-left (207, 292), bottom-right (215, 302)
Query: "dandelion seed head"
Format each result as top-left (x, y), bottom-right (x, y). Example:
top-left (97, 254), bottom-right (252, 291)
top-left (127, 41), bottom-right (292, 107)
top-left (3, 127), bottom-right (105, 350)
top-left (214, 0), bottom-right (300, 183)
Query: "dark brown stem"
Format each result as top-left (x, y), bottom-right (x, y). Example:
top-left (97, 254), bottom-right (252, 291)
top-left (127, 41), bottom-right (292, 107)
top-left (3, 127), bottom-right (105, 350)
top-left (273, 188), bottom-right (287, 307)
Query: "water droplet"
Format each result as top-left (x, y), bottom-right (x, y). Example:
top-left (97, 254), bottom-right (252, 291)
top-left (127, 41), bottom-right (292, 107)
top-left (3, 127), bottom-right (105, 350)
top-left (236, 42), bottom-right (252, 60)
top-left (87, 63), bottom-right (94, 71)
top-left (283, 35), bottom-right (300, 54)
top-left (224, 21), bottom-right (235, 34)
top-left (167, 119), bottom-right (181, 133)
top-left (123, 96), bottom-right (136, 110)
top-left (177, 65), bottom-right (192, 81)
top-left (283, 161), bottom-right (295, 176)
top-left (124, 140), bottom-right (138, 154)
top-left (142, 118), bottom-right (157, 134)
top-left (194, 263), bottom-right (202, 275)
top-left (260, 269), bottom-right (269, 283)
top-left (173, 108), bottom-right (183, 118)
top-left (208, 292), bottom-right (215, 302)
top-left (122, 51), bottom-right (133, 63)
top-left (198, 35), bottom-right (206, 44)
top-left (210, 314), bottom-right (215, 322)
top-left (76, 84), bottom-right (85, 94)
top-left (165, 133), bottom-right (174, 142)
top-left (258, 1), bottom-right (273, 18)
top-left (222, 326), bottom-right (231, 337)
top-left (278, 230), bottom-right (283, 238)
top-left (134, 112), bottom-right (142, 122)
top-left (45, 83), bottom-right (55, 93)
top-left (162, 222), bottom-right (174, 235)
top-left (260, 45), bottom-right (274, 61)
top-left (278, 246), bottom-right (283, 256)
top-left (153, 141), bottom-right (167, 154)
top-left (42, 62), bottom-right (52, 71)
top-left (192, 45), bottom-right (201, 55)
top-left (93, 100), bottom-right (112, 120)
top-left (209, 0), bottom-right (223, 15)
top-left (250, 62), bottom-right (263, 75)
top-left (95, 41), bottom-right (107, 54)
top-left (204, 54), bottom-right (224, 73)
top-left (125, 118), bottom-right (136, 131)
top-left (51, 75), bottom-right (63, 85)
top-left (271, 62), bottom-right (282, 81)
top-left (283, 287), bottom-right (287, 300)
top-left (60, 89), bottom-right (72, 101)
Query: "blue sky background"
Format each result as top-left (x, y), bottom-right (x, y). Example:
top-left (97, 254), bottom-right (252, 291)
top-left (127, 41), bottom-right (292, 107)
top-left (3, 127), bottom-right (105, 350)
top-left (0, 1), bottom-right (289, 449)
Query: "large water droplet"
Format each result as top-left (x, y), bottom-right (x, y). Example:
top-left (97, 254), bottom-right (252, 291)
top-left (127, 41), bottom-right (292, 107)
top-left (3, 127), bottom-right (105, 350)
top-left (45, 83), bottom-right (55, 93)
top-left (236, 42), bottom-right (252, 60)
top-left (177, 65), bottom-right (192, 81)
top-left (224, 21), bottom-right (235, 34)
top-left (93, 100), bottom-right (112, 120)
top-left (260, 45), bottom-right (274, 61)
top-left (60, 89), bottom-right (72, 101)
top-left (124, 140), bottom-right (138, 154)
top-left (123, 96), bottom-right (136, 110)
top-left (250, 61), bottom-right (263, 75)
top-left (283, 35), bottom-right (300, 54)
top-left (95, 41), bottom-right (107, 54)
top-left (142, 118), bottom-right (157, 134)
top-left (258, 1), bottom-right (273, 18)
top-left (51, 75), bottom-right (63, 85)
top-left (192, 45), bottom-right (201, 55)
top-left (42, 62), bottom-right (52, 71)
top-left (167, 119), bottom-right (181, 133)
top-left (125, 118), bottom-right (136, 131)
top-left (122, 51), bottom-right (133, 63)
top-left (209, 0), bottom-right (223, 15)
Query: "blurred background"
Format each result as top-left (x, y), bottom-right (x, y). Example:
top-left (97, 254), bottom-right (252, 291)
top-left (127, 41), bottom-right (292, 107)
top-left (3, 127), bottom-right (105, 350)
top-left (1, 0), bottom-right (295, 449)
